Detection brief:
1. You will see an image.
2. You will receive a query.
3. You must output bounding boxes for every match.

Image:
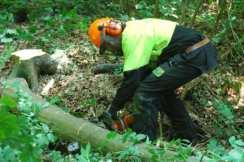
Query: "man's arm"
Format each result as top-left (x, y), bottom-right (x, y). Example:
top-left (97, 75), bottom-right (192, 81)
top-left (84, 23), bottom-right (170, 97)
top-left (108, 66), bottom-right (150, 118)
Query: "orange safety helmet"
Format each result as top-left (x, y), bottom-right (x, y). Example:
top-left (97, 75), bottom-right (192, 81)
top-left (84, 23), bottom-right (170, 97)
top-left (88, 18), bottom-right (123, 47)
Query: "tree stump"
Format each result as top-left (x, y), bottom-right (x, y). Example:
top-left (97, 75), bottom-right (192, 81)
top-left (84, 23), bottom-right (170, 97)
top-left (9, 49), bottom-right (58, 92)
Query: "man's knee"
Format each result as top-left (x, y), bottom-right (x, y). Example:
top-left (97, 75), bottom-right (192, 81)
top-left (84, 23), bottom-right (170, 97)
top-left (134, 91), bottom-right (161, 111)
top-left (134, 90), bottom-right (148, 106)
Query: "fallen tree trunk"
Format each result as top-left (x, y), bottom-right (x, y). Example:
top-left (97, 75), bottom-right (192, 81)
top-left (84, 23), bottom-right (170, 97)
top-left (2, 78), bottom-right (206, 162)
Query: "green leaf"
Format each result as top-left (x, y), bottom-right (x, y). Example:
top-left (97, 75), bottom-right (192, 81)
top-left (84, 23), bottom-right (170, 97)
top-left (1, 37), bottom-right (13, 43)
top-left (135, 134), bottom-right (146, 141)
top-left (16, 28), bottom-right (33, 41)
top-left (229, 136), bottom-right (244, 148)
top-left (19, 145), bottom-right (41, 162)
top-left (0, 110), bottom-right (20, 141)
top-left (106, 131), bottom-right (117, 139)
top-left (35, 133), bottom-right (49, 146)
top-left (228, 149), bottom-right (243, 161)
top-left (80, 143), bottom-right (91, 161)
top-left (207, 138), bottom-right (226, 155)
top-left (5, 29), bottom-right (17, 35)
top-left (85, 143), bottom-right (91, 154)
top-left (48, 151), bottom-right (64, 162)
top-left (213, 99), bottom-right (235, 121)
top-left (0, 146), bottom-right (19, 161)
top-left (0, 95), bottom-right (17, 110)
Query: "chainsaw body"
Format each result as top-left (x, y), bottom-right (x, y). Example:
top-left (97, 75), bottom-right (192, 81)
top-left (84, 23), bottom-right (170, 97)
top-left (112, 114), bottom-right (134, 132)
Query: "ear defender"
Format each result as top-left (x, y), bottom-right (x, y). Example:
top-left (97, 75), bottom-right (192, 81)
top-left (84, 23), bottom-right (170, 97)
top-left (98, 25), bottom-right (105, 31)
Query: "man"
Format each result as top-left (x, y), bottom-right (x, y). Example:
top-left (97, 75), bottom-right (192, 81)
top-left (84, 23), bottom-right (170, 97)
top-left (88, 18), bottom-right (218, 143)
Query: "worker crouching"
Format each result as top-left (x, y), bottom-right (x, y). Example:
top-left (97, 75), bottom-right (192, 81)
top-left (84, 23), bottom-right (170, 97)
top-left (88, 18), bottom-right (218, 144)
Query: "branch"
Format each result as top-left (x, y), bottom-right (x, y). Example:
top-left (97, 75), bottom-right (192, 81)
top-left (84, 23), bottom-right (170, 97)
top-left (92, 63), bottom-right (122, 74)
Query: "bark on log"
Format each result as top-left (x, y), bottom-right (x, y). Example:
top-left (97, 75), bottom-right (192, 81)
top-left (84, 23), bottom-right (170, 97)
top-left (1, 78), bottom-right (206, 162)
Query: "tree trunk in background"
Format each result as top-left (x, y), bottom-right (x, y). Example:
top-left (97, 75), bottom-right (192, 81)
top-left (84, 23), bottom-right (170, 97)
top-left (180, 0), bottom-right (190, 24)
top-left (1, 78), bottom-right (207, 162)
top-left (120, 0), bottom-right (137, 17)
top-left (154, 0), bottom-right (160, 18)
top-left (215, 0), bottom-right (228, 32)
top-left (191, 0), bottom-right (204, 25)
top-left (119, 0), bottom-right (124, 12)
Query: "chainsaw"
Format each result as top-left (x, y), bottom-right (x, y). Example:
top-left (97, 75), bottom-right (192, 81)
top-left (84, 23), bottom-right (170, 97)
top-left (99, 112), bottom-right (134, 132)
top-left (112, 114), bottom-right (134, 132)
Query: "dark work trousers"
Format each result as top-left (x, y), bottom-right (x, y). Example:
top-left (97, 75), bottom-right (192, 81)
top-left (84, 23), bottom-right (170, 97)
top-left (131, 42), bottom-right (218, 141)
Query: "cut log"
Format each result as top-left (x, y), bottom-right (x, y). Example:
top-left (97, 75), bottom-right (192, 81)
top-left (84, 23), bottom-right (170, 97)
top-left (9, 49), bottom-right (58, 92)
top-left (1, 78), bottom-right (207, 162)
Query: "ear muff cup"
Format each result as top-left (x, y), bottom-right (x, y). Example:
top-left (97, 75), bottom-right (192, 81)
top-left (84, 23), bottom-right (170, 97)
top-left (88, 18), bottom-right (111, 47)
top-left (88, 18), bottom-right (123, 47)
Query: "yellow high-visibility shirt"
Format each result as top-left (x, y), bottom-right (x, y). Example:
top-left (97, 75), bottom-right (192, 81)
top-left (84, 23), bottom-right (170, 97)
top-left (122, 18), bottom-right (177, 72)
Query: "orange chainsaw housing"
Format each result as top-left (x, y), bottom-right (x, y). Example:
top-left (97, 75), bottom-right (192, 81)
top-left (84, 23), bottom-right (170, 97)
top-left (112, 114), bottom-right (134, 132)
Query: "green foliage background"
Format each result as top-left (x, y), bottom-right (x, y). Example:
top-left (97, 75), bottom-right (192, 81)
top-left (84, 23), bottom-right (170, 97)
top-left (0, 0), bottom-right (243, 162)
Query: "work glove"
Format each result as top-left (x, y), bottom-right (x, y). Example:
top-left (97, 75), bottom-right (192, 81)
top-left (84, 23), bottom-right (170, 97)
top-left (107, 108), bottom-right (118, 120)
top-left (98, 110), bottom-right (117, 130)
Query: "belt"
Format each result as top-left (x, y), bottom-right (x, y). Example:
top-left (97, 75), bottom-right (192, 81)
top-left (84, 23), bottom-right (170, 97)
top-left (185, 37), bottom-right (210, 53)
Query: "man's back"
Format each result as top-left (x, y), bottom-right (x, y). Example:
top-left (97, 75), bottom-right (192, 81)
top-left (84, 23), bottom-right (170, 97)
top-left (122, 18), bottom-right (177, 71)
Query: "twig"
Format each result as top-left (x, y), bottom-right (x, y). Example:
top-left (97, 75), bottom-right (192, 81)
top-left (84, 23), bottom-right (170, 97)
top-left (227, 1), bottom-right (244, 54)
